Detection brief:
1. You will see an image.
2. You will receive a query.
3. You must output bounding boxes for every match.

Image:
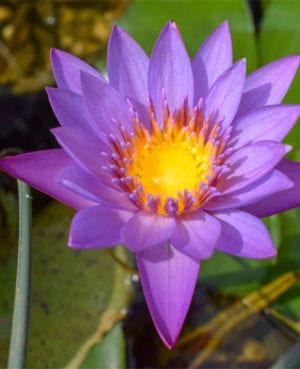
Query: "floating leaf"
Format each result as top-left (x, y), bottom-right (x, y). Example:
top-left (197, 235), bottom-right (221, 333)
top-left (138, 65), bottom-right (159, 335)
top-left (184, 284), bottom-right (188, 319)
top-left (0, 200), bottom-right (131, 369)
top-left (80, 322), bottom-right (126, 369)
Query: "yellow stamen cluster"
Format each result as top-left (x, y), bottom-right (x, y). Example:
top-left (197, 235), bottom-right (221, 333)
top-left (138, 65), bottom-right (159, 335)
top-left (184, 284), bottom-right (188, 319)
top-left (109, 101), bottom-right (227, 216)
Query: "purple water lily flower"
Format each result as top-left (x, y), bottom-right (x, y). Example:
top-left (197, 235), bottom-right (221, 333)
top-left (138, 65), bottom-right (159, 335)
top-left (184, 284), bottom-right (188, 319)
top-left (1, 21), bottom-right (300, 348)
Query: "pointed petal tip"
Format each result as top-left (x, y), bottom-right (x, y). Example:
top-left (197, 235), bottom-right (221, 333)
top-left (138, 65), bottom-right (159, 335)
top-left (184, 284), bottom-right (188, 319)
top-left (237, 58), bottom-right (246, 70)
top-left (284, 54), bottom-right (300, 65)
top-left (110, 24), bottom-right (124, 39)
top-left (50, 48), bottom-right (67, 65)
top-left (160, 333), bottom-right (178, 350)
top-left (170, 20), bottom-right (179, 30)
top-left (284, 144), bottom-right (293, 154)
top-left (216, 20), bottom-right (230, 34)
top-left (50, 47), bottom-right (57, 60)
top-left (163, 20), bottom-right (181, 36)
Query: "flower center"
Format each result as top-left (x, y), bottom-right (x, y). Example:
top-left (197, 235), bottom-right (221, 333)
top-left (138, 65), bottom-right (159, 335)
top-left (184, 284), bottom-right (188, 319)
top-left (137, 139), bottom-right (199, 199)
top-left (108, 100), bottom-right (229, 216)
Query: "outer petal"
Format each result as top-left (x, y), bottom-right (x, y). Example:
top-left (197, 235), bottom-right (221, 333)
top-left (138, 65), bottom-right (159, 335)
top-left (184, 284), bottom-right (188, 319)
top-left (219, 141), bottom-right (289, 194)
top-left (230, 105), bottom-right (300, 150)
top-left (148, 21), bottom-right (194, 125)
top-left (206, 169), bottom-right (292, 211)
top-left (243, 159), bottom-right (300, 217)
top-left (0, 149), bottom-right (94, 209)
top-left (204, 59), bottom-right (246, 132)
top-left (107, 25), bottom-right (149, 120)
top-left (69, 205), bottom-right (133, 249)
top-left (51, 127), bottom-right (112, 184)
top-left (192, 21), bottom-right (232, 102)
top-left (136, 241), bottom-right (200, 348)
top-left (50, 48), bottom-right (105, 93)
top-left (171, 209), bottom-right (221, 260)
top-left (237, 55), bottom-right (300, 117)
top-left (121, 210), bottom-right (176, 252)
top-left (56, 166), bottom-right (136, 211)
top-left (46, 87), bottom-right (95, 133)
top-left (214, 210), bottom-right (276, 259)
top-left (80, 71), bottom-right (133, 135)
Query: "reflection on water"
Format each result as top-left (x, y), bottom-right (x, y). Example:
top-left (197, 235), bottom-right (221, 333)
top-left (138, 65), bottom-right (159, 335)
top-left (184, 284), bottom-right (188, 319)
top-left (124, 279), bottom-right (298, 368)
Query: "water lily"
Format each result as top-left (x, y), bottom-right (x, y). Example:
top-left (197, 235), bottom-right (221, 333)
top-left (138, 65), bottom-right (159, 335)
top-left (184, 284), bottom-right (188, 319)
top-left (1, 21), bottom-right (300, 348)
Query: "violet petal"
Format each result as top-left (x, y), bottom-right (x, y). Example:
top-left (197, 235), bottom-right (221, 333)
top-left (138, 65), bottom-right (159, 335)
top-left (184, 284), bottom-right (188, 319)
top-left (204, 59), bottom-right (246, 132)
top-left (50, 48), bottom-right (105, 93)
top-left (230, 104), bottom-right (300, 150)
top-left (107, 25), bottom-right (149, 124)
top-left (206, 168), bottom-right (292, 211)
top-left (136, 241), bottom-right (200, 348)
top-left (0, 149), bottom-right (94, 209)
top-left (121, 210), bottom-right (176, 251)
top-left (219, 141), bottom-right (289, 194)
top-left (80, 71), bottom-right (133, 136)
top-left (237, 55), bottom-right (300, 117)
top-left (69, 205), bottom-right (133, 249)
top-left (46, 87), bottom-right (95, 134)
top-left (56, 166), bottom-right (136, 211)
top-left (192, 21), bottom-right (232, 102)
top-left (148, 21), bottom-right (194, 125)
top-left (51, 127), bottom-right (112, 185)
top-left (243, 159), bottom-right (300, 217)
top-left (214, 210), bottom-right (276, 259)
top-left (171, 209), bottom-right (221, 260)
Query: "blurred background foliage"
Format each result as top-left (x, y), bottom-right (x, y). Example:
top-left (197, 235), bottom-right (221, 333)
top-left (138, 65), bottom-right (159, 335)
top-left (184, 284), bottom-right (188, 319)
top-left (0, 0), bottom-right (300, 368)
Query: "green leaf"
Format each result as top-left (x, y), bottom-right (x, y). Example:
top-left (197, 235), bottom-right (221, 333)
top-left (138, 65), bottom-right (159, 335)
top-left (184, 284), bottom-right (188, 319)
top-left (1, 200), bottom-right (130, 369)
top-left (80, 322), bottom-right (126, 369)
top-left (200, 250), bottom-right (276, 295)
top-left (117, 0), bottom-right (257, 71)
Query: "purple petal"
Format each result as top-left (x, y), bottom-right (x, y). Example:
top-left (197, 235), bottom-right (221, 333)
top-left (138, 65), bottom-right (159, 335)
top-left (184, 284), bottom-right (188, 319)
top-left (107, 25), bottom-right (149, 124)
top-left (230, 105), bottom-right (300, 150)
top-left (80, 71), bottom-right (133, 136)
top-left (237, 55), bottom-right (300, 117)
top-left (214, 210), bottom-right (276, 259)
top-left (243, 159), bottom-right (300, 217)
top-left (148, 21), bottom-right (194, 125)
top-left (206, 168), bottom-right (292, 211)
top-left (56, 166), bottom-right (136, 211)
top-left (0, 149), bottom-right (94, 209)
top-left (50, 48), bottom-right (105, 93)
top-left (192, 21), bottom-right (232, 102)
top-left (51, 127), bottom-right (112, 185)
top-left (136, 241), bottom-right (200, 348)
top-left (204, 59), bottom-right (246, 132)
top-left (46, 87), bottom-right (95, 133)
top-left (121, 210), bottom-right (176, 252)
top-left (170, 209), bottom-right (221, 260)
top-left (69, 205), bottom-right (133, 249)
top-left (219, 141), bottom-right (289, 194)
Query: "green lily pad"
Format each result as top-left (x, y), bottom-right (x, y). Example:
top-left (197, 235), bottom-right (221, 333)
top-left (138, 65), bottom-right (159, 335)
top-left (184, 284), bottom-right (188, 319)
top-left (0, 199), bottom-right (131, 369)
top-left (80, 322), bottom-right (126, 369)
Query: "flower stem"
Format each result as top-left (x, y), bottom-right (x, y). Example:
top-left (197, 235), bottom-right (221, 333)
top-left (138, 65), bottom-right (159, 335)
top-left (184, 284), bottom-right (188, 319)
top-left (7, 181), bottom-right (32, 369)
